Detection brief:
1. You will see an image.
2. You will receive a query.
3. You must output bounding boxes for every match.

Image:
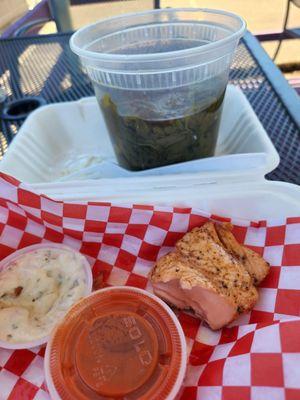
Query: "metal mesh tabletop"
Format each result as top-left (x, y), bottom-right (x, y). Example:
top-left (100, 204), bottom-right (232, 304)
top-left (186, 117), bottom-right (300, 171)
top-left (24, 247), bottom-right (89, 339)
top-left (0, 32), bottom-right (299, 184)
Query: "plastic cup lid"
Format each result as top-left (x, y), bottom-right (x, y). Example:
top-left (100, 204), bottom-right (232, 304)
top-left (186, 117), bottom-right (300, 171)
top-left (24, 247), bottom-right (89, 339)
top-left (45, 286), bottom-right (187, 400)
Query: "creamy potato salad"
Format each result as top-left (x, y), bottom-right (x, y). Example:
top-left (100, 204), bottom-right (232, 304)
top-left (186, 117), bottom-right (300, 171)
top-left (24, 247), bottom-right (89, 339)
top-left (0, 247), bottom-right (88, 343)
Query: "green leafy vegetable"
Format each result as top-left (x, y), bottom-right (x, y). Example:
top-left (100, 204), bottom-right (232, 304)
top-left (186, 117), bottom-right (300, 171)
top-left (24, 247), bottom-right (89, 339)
top-left (100, 90), bottom-right (225, 171)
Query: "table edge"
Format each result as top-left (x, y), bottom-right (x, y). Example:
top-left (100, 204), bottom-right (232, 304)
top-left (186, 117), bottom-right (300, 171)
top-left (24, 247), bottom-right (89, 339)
top-left (244, 30), bottom-right (300, 130)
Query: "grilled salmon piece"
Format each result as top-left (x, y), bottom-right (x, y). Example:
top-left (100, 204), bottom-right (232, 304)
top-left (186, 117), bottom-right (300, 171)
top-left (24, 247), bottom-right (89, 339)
top-left (150, 222), bottom-right (268, 330)
top-left (214, 223), bottom-right (270, 285)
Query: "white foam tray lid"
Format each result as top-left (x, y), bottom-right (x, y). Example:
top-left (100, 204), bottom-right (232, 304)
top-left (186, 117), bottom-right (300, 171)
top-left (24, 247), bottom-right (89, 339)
top-left (28, 175), bottom-right (300, 221)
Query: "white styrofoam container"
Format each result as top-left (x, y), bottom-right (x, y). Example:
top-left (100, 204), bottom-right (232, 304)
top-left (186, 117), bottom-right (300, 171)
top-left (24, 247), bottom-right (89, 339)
top-left (28, 174), bottom-right (300, 222)
top-left (0, 86), bottom-right (279, 183)
top-left (1, 85), bottom-right (299, 223)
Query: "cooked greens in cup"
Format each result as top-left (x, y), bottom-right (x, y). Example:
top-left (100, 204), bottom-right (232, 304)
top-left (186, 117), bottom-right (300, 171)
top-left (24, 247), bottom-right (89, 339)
top-left (99, 86), bottom-right (225, 170)
top-left (70, 8), bottom-right (246, 170)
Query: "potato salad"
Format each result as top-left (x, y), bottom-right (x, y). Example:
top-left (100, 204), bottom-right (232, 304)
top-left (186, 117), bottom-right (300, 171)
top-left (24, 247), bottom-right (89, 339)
top-left (0, 247), bottom-right (88, 343)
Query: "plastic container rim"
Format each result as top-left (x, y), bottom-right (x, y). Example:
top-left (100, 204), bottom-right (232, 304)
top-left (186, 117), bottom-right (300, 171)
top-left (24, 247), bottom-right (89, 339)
top-left (70, 7), bottom-right (246, 63)
top-left (0, 243), bottom-right (93, 350)
top-left (44, 286), bottom-right (187, 400)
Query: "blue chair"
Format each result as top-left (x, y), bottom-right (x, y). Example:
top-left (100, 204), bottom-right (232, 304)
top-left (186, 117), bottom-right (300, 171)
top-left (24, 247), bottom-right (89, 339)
top-left (256, 0), bottom-right (300, 60)
top-left (2, 0), bottom-right (161, 37)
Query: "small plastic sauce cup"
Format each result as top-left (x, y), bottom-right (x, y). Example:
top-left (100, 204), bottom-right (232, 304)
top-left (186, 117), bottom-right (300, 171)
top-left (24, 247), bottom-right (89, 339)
top-left (0, 243), bottom-right (93, 350)
top-left (45, 286), bottom-right (187, 399)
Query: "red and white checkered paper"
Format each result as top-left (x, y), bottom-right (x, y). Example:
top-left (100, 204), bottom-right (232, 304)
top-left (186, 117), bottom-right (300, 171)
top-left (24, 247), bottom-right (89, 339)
top-left (0, 172), bottom-right (300, 400)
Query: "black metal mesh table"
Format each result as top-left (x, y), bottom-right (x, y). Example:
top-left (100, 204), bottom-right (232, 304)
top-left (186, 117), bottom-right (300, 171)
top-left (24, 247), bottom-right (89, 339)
top-left (0, 32), bottom-right (299, 183)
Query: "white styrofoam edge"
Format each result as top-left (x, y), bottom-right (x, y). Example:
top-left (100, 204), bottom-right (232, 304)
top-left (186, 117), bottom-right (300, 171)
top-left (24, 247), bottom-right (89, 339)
top-left (28, 179), bottom-right (300, 224)
top-left (27, 169), bottom-right (269, 207)
top-left (224, 87), bottom-right (279, 173)
top-left (29, 167), bottom-right (268, 192)
top-left (44, 286), bottom-right (187, 400)
top-left (0, 243), bottom-right (93, 350)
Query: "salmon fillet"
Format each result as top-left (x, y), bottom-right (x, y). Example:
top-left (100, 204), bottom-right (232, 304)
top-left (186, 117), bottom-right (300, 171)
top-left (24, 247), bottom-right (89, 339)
top-left (150, 222), bottom-right (270, 330)
top-left (214, 223), bottom-right (269, 285)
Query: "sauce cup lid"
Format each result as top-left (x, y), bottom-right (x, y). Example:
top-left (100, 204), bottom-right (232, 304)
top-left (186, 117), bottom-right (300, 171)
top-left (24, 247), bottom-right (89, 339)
top-left (44, 286), bottom-right (187, 400)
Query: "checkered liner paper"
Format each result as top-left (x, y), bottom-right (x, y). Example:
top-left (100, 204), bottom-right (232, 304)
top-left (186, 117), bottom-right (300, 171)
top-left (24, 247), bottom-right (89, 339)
top-left (0, 173), bottom-right (300, 400)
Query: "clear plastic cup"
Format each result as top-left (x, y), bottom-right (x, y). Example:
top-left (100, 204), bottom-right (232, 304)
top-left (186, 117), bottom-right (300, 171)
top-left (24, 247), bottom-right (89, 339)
top-left (70, 8), bottom-right (246, 171)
